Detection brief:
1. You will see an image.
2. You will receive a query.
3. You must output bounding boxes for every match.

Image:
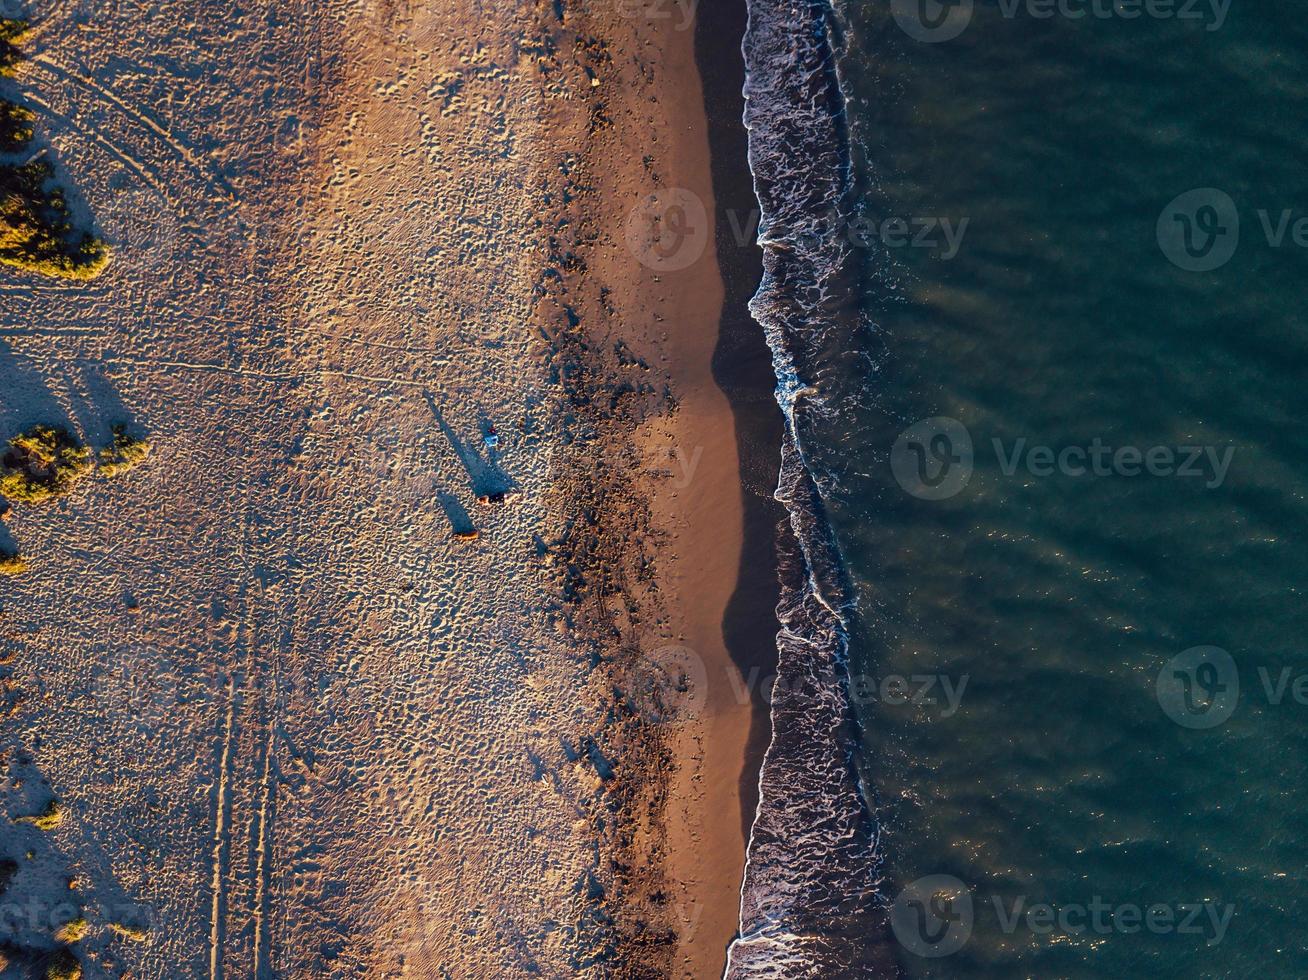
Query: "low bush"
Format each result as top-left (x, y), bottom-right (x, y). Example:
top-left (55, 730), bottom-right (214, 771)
top-left (0, 426), bottom-right (92, 503)
top-left (44, 948), bottom-right (81, 980)
top-left (0, 550), bottom-right (25, 576)
top-left (0, 162), bottom-right (110, 280)
top-left (108, 922), bottom-right (148, 942)
top-left (98, 424), bottom-right (150, 477)
top-left (0, 19), bottom-right (27, 75)
top-left (54, 918), bottom-right (86, 944)
top-left (0, 101), bottom-right (33, 152)
top-left (0, 19), bottom-right (110, 280)
top-left (16, 800), bottom-right (63, 831)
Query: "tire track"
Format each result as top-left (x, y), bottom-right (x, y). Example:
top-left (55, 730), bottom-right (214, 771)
top-left (28, 56), bottom-right (238, 202)
top-left (210, 674), bottom-right (238, 980)
top-left (98, 355), bottom-right (536, 397)
top-left (0, 282), bottom-right (109, 297)
top-left (15, 89), bottom-right (172, 201)
top-left (251, 663), bottom-right (281, 980)
top-left (0, 327), bottom-right (105, 337)
top-left (251, 727), bottom-right (276, 979)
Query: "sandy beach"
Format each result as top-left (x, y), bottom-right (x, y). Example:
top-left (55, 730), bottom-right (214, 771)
top-left (0, 0), bottom-right (772, 976)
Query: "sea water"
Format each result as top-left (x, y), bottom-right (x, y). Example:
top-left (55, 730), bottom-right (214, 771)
top-left (732, 1), bottom-right (1308, 976)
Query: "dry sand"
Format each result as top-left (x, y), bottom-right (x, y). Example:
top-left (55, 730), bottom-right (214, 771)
top-left (0, 0), bottom-right (763, 977)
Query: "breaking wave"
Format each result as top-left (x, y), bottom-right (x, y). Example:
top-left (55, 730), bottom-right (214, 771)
top-left (727, 1), bottom-right (891, 977)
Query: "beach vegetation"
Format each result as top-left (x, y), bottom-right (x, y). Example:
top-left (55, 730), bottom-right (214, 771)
top-left (44, 948), bottom-right (81, 980)
top-left (0, 549), bottom-right (26, 576)
top-left (0, 19), bottom-right (28, 75)
top-left (1, 161), bottom-right (111, 280)
top-left (1, 426), bottom-right (93, 503)
top-left (54, 918), bottom-right (86, 944)
top-left (0, 101), bottom-right (34, 152)
top-left (0, 19), bottom-right (110, 280)
top-left (108, 922), bottom-right (148, 942)
top-left (16, 799), bottom-right (63, 831)
top-left (97, 424), bottom-right (150, 477)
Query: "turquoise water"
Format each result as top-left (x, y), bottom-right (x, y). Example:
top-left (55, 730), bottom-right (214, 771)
top-left (820, 1), bottom-right (1308, 976)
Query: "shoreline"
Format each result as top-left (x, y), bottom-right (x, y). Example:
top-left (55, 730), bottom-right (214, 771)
top-left (722, 2), bottom-right (896, 975)
top-left (573, 1), bottom-right (781, 975)
top-left (695, 0), bottom-right (787, 850)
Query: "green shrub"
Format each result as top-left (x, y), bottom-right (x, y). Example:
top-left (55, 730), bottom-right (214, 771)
top-left (54, 918), bottom-right (86, 944)
top-left (0, 161), bottom-right (110, 280)
top-left (16, 800), bottom-right (63, 831)
top-left (0, 101), bottom-right (34, 152)
top-left (44, 948), bottom-right (81, 980)
top-left (0, 20), bottom-right (28, 76)
top-left (0, 20), bottom-right (32, 150)
top-left (0, 426), bottom-right (93, 503)
top-left (0, 550), bottom-right (25, 576)
top-left (108, 922), bottom-right (148, 942)
top-left (0, 21), bottom-right (110, 281)
top-left (98, 424), bottom-right (150, 477)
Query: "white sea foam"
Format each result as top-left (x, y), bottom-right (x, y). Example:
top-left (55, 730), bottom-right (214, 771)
top-left (727, 0), bottom-right (890, 976)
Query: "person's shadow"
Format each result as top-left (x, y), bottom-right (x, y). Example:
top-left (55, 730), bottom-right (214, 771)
top-left (436, 490), bottom-right (477, 539)
top-left (424, 394), bottom-right (517, 501)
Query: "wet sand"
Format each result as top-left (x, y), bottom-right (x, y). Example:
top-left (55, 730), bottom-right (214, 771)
top-left (599, 0), bottom-right (786, 974)
top-left (582, 1), bottom-right (779, 974)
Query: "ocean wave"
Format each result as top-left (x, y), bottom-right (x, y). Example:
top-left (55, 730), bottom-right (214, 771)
top-left (727, 0), bottom-right (890, 977)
